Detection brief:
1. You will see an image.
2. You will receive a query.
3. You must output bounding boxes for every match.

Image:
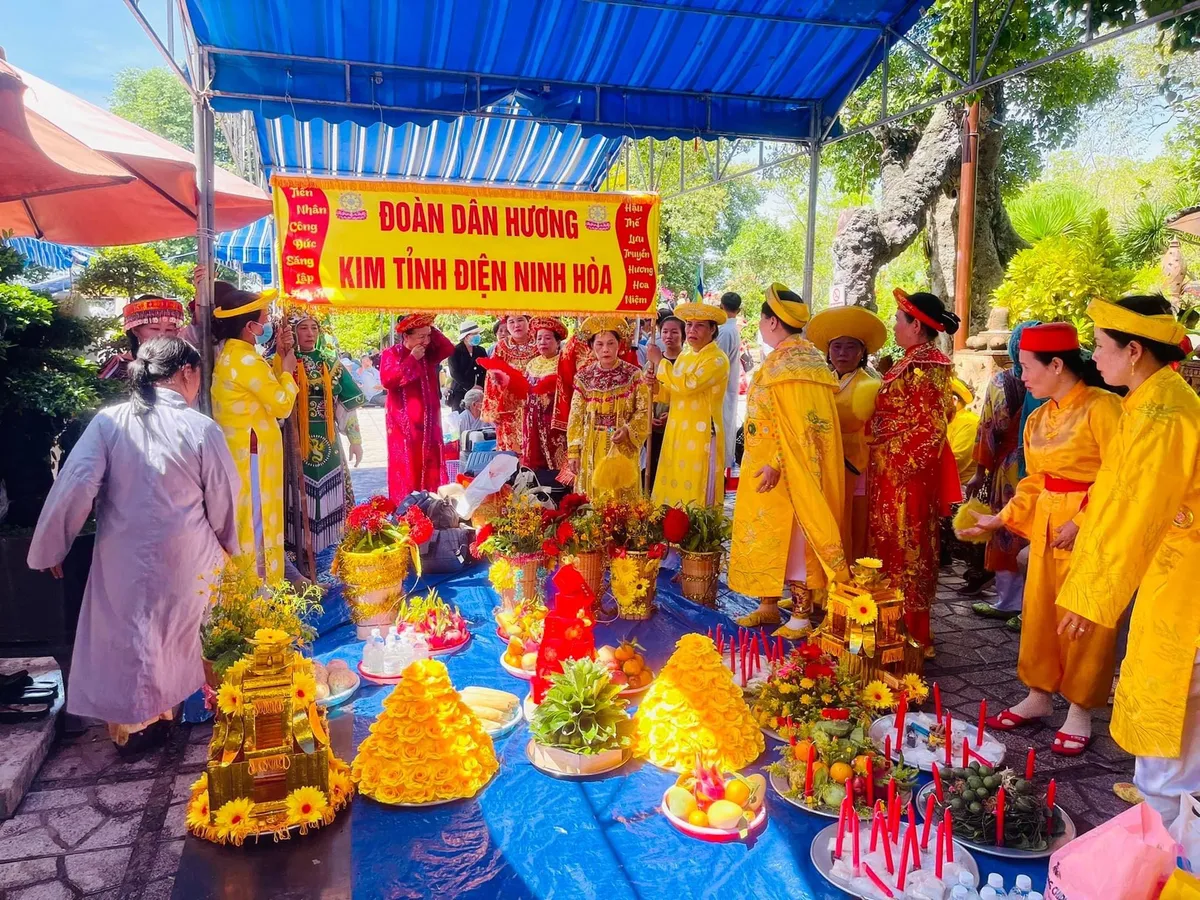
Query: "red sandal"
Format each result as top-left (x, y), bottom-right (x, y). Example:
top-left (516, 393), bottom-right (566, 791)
top-left (985, 709), bottom-right (1040, 731)
top-left (1052, 731), bottom-right (1092, 756)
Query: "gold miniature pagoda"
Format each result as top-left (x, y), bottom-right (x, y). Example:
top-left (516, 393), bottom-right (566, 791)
top-left (815, 558), bottom-right (925, 680)
top-left (187, 629), bottom-right (352, 845)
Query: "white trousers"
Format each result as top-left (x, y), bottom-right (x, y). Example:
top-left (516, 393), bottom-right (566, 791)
top-left (1135, 651), bottom-right (1200, 828)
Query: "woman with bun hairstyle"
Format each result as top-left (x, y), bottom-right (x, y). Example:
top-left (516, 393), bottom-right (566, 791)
top-left (959, 323), bottom-right (1122, 756)
top-left (1052, 296), bottom-right (1200, 823)
top-left (209, 283), bottom-right (299, 582)
top-left (866, 289), bottom-right (962, 655)
top-left (28, 338), bottom-right (241, 752)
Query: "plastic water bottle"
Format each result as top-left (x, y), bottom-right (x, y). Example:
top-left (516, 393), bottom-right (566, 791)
top-left (980, 888), bottom-right (1001, 900)
top-left (364, 628), bottom-right (384, 673)
top-left (958, 870), bottom-right (981, 900)
top-left (1027, 893), bottom-right (1043, 900)
top-left (1010, 874), bottom-right (1033, 899)
top-left (987, 873), bottom-right (1006, 896)
top-left (951, 888), bottom-right (969, 900)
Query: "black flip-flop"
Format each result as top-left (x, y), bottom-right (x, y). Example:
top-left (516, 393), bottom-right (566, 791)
top-left (0, 703), bottom-right (52, 723)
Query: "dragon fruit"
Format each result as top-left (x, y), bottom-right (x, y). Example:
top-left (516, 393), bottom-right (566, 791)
top-left (692, 755), bottom-right (726, 810)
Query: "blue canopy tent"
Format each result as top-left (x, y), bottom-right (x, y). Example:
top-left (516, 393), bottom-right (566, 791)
top-left (7, 236), bottom-right (92, 271)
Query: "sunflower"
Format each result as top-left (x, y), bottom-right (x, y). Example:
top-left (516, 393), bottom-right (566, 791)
top-left (216, 683), bottom-right (243, 716)
top-left (285, 786), bottom-right (329, 826)
top-left (847, 594), bottom-right (879, 626)
top-left (292, 672), bottom-right (319, 706)
top-left (855, 557), bottom-right (883, 569)
top-left (186, 791), bottom-right (211, 830)
top-left (213, 797), bottom-right (254, 842)
top-left (863, 680), bottom-right (894, 710)
top-left (253, 627), bottom-right (290, 644)
top-left (821, 693), bottom-right (834, 705)
top-left (224, 658), bottom-right (250, 681)
top-left (900, 673), bottom-right (930, 703)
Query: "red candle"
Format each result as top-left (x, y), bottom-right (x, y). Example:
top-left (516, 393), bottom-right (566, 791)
top-left (852, 802), bottom-right (862, 873)
top-left (887, 777), bottom-right (898, 839)
top-left (934, 821), bottom-right (944, 879)
top-left (962, 736), bottom-right (970, 768)
top-left (1026, 747), bottom-right (1036, 781)
top-left (740, 641), bottom-right (746, 685)
top-left (729, 637), bottom-right (735, 672)
top-left (996, 786), bottom-right (1007, 847)
top-left (897, 825), bottom-right (912, 891)
top-left (866, 756), bottom-right (875, 808)
top-left (884, 734), bottom-right (892, 762)
top-left (870, 808), bottom-right (882, 852)
top-left (1047, 777), bottom-right (1058, 827)
top-left (863, 863), bottom-right (894, 899)
top-left (715, 625), bottom-right (722, 649)
top-left (943, 809), bottom-right (955, 862)
top-left (931, 762), bottom-right (945, 802)
top-left (907, 800), bottom-right (917, 839)
top-left (836, 796), bottom-right (849, 858)
top-left (910, 819), bottom-right (922, 869)
top-left (894, 693), bottom-right (908, 746)
top-left (804, 743), bottom-right (815, 798)
top-left (921, 791), bottom-right (936, 849)
top-left (977, 699), bottom-right (987, 746)
top-left (944, 714), bottom-right (953, 766)
top-left (934, 682), bottom-right (942, 724)
top-left (882, 813), bottom-right (896, 874)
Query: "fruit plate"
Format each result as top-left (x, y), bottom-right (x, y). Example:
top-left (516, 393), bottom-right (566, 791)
top-left (869, 713), bottom-right (1006, 773)
top-left (316, 672), bottom-right (360, 708)
top-left (499, 654), bottom-right (535, 681)
top-left (810, 820), bottom-right (980, 900)
top-left (356, 661), bottom-right (405, 686)
top-left (525, 740), bottom-right (632, 779)
top-left (913, 782), bottom-right (1077, 860)
top-left (769, 770), bottom-right (912, 820)
top-left (617, 678), bottom-right (653, 698)
top-left (661, 790), bottom-right (767, 843)
top-left (427, 633), bottom-right (472, 657)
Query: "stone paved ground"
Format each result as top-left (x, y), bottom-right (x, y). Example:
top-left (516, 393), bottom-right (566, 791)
top-left (0, 409), bottom-right (1135, 897)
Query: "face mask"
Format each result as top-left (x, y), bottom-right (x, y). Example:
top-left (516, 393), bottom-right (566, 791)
top-left (469, 334), bottom-right (482, 346)
top-left (254, 321), bottom-right (274, 346)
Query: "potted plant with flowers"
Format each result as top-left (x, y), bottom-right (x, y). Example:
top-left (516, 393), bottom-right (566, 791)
top-left (598, 496), bottom-right (666, 620)
top-left (536, 493), bottom-right (608, 598)
top-left (471, 481), bottom-right (555, 605)
top-left (665, 504), bottom-right (732, 608)
top-left (199, 557), bottom-right (324, 688)
top-left (332, 496), bottom-right (434, 639)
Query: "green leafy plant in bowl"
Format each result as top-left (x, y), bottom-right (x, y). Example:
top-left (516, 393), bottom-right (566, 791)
top-left (529, 658), bottom-right (633, 755)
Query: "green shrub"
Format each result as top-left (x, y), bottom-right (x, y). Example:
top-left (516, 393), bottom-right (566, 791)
top-left (993, 234), bottom-right (1134, 346)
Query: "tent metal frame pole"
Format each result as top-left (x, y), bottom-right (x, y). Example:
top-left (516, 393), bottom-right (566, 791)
top-left (193, 47), bottom-right (217, 414)
top-left (122, 0), bottom-right (195, 94)
top-left (802, 104), bottom-right (821, 304)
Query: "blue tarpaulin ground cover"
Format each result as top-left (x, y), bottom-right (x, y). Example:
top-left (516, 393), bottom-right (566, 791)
top-left (285, 559), bottom-right (1049, 899)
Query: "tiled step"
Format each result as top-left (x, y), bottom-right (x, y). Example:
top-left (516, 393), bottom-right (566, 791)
top-left (0, 657), bottom-right (64, 819)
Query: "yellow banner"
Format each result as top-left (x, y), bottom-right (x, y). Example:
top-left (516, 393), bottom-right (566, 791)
top-left (271, 176), bottom-right (661, 315)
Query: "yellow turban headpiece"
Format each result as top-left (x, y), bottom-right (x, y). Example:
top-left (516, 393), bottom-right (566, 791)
top-left (764, 282), bottom-right (810, 329)
top-left (579, 314), bottom-right (633, 345)
top-left (212, 288), bottom-right (277, 319)
top-left (673, 302), bottom-right (728, 327)
top-left (1087, 299), bottom-right (1187, 347)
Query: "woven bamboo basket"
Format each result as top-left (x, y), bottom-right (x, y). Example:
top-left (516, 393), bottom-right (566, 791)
top-left (678, 550), bottom-right (721, 607)
top-left (573, 549), bottom-right (608, 600)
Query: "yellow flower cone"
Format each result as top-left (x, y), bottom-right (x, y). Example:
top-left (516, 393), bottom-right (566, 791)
top-left (351, 659), bottom-right (499, 804)
top-left (632, 633), bottom-right (764, 772)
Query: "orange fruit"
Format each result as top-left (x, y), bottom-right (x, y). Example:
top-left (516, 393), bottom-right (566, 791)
top-left (812, 762), bottom-right (828, 780)
top-left (686, 809), bottom-right (709, 828)
top-left (724, 779), bottom-right (752, 808)
top-left (792, 739), bottom-right (815, 762)
top-left (614, 644), bottom-right (634, 662)
top-left (853, 755), bottom-right (872, 776)
top-left (829, 762), bottom-right (853, 784)
top-left (622, 658), bottom-right (644, 677)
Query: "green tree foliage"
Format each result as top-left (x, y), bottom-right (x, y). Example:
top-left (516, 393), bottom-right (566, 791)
top-left (609, 139), bottom-right (762, 296)
top-left (826, 0), bottom-right (1120, 197)
top-left (992, 232), bottom-right (1134, 341)
top-left (0, 246), bottom-right (109, 528)
top-left (326, 312), bottom-right (391, 358)
top-left (110, 68), bottom-right (232, 165)
top-left (75, 245), bottom-right (194, 302)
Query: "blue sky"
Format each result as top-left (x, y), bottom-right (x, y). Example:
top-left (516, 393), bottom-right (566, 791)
top-left (2, 0), bottom-right (169, 107)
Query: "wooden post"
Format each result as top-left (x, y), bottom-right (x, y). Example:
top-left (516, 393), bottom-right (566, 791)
top-left (953, 101), bottom-right (980, 351)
